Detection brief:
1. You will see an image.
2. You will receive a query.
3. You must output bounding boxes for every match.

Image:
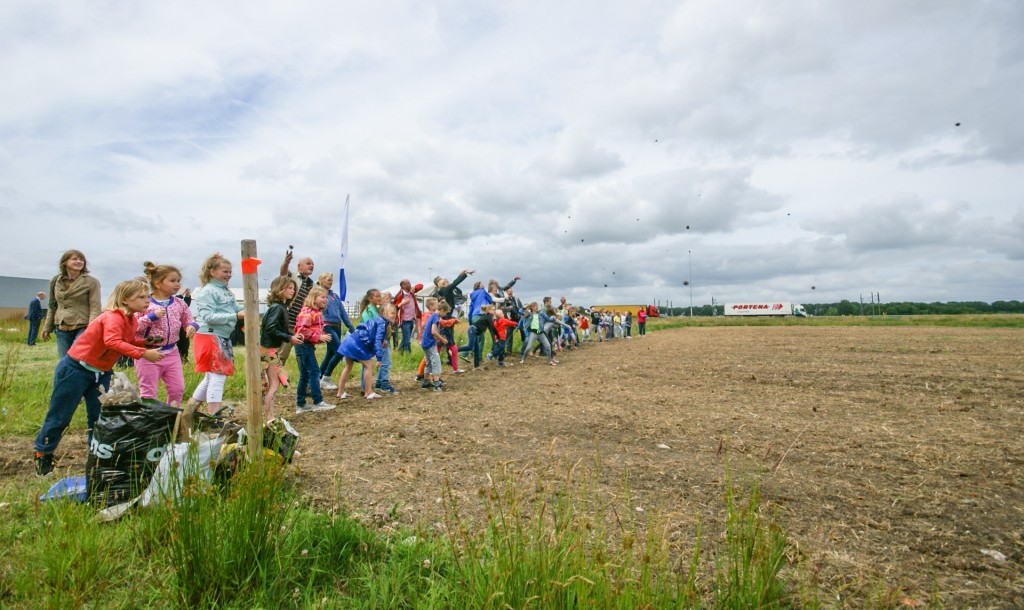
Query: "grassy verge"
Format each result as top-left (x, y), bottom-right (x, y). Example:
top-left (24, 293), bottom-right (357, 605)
top-left (1, 455), bottom-right (800, 608)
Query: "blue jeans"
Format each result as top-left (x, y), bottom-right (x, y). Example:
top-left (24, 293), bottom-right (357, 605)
top-left (458, 317), bottom-right (485, 367)
top-left (294, 343), bottom-right (322, 406)
top-left (55, 326), bottom-right (87, 360)
top-left (399, 320), bottom-right (415, 352)
top-left (35, 356), bottom-right (111, 455)
top-left (319, 326), bottom-right (342, 375)
top-left (490, 338), bottom-right (506, 364)
top-left (375, 348), bottom-right (392, 385)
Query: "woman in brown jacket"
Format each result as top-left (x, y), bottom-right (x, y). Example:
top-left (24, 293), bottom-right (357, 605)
top-left (41, 249), bottom-right (102, 359)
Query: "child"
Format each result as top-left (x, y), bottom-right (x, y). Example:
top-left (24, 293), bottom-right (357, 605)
top-left (438, 302), bottom-right (461, 373)
top-left (373, 291), bottom-right (398, 394)
top-left (33, 280), bottom-right (165, 476)
top-left (134, 262), bottom-right (198, 407)
top-left (317, 272), bottom-right (355, 390)
top-left (293, 286), bottom-right (335, 414)
top-left (336, 304), bottom-right (395, 400)
top-left (260, 276), bottom-right (303, 421)
top-left (414, 300), bottom-right (461, 381)
top-left (187, 253), bottom-right (244, 416)
top-left (490, 307), bottom-right (518, 368)
top-left (420, 298), bottom-right (446, 391)
top-left (519, 302), bottom-right (557, 366)
top-left (578, 310), bottom-right (591, 341)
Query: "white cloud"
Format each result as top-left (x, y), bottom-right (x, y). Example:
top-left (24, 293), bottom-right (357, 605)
top-left (1, 0), bottom-right (1022, 306)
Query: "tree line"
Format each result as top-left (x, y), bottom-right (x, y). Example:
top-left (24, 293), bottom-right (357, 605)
top-left (660, 300), bottom-right (1024, 317)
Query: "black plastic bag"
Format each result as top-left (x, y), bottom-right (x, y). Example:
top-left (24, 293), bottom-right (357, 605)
top-left (86, 399), bottom-right (181, 507)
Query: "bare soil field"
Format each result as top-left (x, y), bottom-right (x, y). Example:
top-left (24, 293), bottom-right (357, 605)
top-left (5, 326), bottom-right (1023, 606)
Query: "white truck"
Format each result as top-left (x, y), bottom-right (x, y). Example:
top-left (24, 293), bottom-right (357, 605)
top-left (724, 302), bottom-right (808, 317)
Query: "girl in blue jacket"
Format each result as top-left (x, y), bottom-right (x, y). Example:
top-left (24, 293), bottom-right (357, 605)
top-left (335, 304), bottom-right (395, 400)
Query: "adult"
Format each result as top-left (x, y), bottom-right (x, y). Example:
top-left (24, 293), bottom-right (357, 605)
top-left (503, 286), bottom-right (525, 355)
top-left (636, 307), bottom-right (647, 336)
top-left (394, 279), bottom-right (422, 354)
top-left (433, 268), bottom-right (474, 315)
top-left (277, 250), bottom-right (315, 365)
top-left (25, 292), bottom-right (45, 346)
top-left (458, 281), bottom-right (490, 367)
top-left (318, 272), bottom-right (355, 389)
top-left (41, 249), bottom-right (102, 359)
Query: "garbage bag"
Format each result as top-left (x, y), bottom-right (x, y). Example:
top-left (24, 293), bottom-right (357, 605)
top-left (140, 433), bottom-right (226, 507)
top-left (264, 417), bottom-right (300, 463)
top-left (86, 399), bottom-right (181, 507)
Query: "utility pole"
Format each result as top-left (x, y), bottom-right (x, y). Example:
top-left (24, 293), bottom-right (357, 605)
top-left (688, 250), bottom-right (693, 317)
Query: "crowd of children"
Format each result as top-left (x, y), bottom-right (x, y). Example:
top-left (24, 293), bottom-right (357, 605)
top-left (31, 250), bottom-right (651, 476)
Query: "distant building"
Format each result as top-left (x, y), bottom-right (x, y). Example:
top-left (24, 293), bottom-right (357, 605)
top-left (0, 276), bottom-right (51, 319)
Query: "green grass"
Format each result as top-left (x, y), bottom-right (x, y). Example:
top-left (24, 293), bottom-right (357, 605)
top-left (0, 454), bottom-right (803, 608)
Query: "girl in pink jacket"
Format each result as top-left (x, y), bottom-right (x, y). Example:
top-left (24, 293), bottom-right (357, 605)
top-left (135, 262), bottom-right (198, 406)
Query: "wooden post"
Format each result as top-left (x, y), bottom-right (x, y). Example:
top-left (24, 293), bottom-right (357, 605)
top-left (240, 240), bottom-right (263, 461)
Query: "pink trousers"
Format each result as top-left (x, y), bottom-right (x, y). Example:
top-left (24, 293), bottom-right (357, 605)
top-left (135, 347), bottom-right (186, 405)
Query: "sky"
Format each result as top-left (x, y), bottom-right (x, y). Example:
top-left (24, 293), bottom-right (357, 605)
top-left (1, 0), bottom-right (1022, 308)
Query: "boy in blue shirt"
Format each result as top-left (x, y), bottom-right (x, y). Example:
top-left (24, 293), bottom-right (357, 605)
top-left (420, 298), bottom-right (447, 391)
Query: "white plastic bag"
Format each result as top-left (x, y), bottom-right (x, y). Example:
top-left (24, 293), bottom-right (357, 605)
top-left (140, 433), bottom-right (226, 507)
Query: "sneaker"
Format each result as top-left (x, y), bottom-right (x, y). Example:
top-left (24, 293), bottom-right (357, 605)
top-left (459, 354), bottom-right (470, 363)
top-left (486, 353), bottom-right (493, 361)
top-left (366, 392), bottom-right (383, 400)
top-left (35, 452), bottom-right (54, 477)
top-left (415, 375), bottom-right (423, 381)
top-left (295, 404), bottom-right (314, 415)
top-left (497, 362), bottom-right (506, 368)
top-left (432, 382), bottom-right (442, 392)
top-left (453, 369), bottom-right (466, 374)
top-left (421, 381), bottom-right (431, 389)
top-left (373, 381), bottom-right (382, 390)
top-left (311, 401), bottom-right (336, 412)
top-left (380, 383), bottom-right (400, 394)
top-left (320, 377), bottom-right (338, 390)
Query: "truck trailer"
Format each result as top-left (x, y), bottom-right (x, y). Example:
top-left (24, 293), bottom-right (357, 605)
top-left (724, 302), bottom-right (808, 317)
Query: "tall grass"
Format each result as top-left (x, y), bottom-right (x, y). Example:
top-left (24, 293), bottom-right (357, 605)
top-left (714, 481), bottom-right (788, 608)
top-left (0, 453), bottom-right (797, 608)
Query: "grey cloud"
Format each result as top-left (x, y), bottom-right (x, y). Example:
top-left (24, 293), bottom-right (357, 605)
top-left (528, 133), bottom-right (624, 180)
top-left (816, 196), bottom-right (965, 252)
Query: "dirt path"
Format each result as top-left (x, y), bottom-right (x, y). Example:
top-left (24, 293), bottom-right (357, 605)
top-left (4, 326), bottom-right (1022, 606)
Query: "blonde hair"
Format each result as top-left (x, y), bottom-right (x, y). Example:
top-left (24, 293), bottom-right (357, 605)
top-left (105, 279), bottom-right (149, 314)
top-left (317, 272), bottom-right (333, 285)
top-left (436, 300), bottom-right (451, 313)
top-left (379, 303), bottom-right (396, 339)
top-left (198, 253), bottom-right (230, 285)
top-left (424, 297), bottom-right (438, 310)
top-left (303, 286), bottom-right (328, 309)
top-left (267, 276), bottom-right (294, 305)
top-left (142, 261), bottom-right (181, 290)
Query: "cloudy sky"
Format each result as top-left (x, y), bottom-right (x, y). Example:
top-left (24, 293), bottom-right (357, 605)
top-left (2, 1), bottom-right (1021, 308)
